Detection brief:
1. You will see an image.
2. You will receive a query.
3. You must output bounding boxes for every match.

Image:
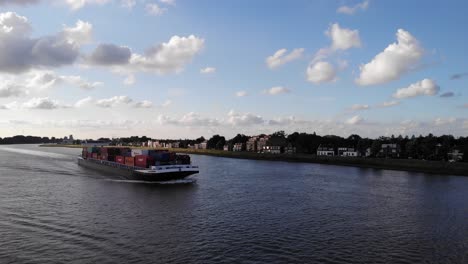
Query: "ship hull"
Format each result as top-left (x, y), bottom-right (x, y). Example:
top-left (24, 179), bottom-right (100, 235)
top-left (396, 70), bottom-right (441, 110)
top-left (78, 157), bottom-right (199, 182)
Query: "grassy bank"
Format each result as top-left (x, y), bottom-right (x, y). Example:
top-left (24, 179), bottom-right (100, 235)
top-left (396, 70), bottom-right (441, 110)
top-left (40, 144), bottom-right (468, 176)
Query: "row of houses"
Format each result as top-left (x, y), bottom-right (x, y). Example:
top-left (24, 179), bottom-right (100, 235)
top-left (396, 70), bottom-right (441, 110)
top-left (145, 140), bottom-right (180, 149)
top-left (317, 144), bottom-right (401, 158)
top-left (225, 135), bottom-right (296, 154)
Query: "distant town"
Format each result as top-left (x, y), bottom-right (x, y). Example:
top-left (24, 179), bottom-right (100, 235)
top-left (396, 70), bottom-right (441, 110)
top-left (3, 131), bottom-right (466, 163)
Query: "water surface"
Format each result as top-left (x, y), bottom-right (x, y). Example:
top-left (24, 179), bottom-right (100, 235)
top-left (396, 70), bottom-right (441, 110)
top-left (1, 144), bottom-right (467, 263)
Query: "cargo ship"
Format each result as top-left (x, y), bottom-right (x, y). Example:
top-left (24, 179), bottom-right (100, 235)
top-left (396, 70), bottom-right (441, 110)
top-left (78, 147), bottom-right (199, 182)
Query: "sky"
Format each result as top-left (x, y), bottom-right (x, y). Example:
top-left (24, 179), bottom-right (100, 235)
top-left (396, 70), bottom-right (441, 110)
top-left (0, 0), bottom-right (467, 139)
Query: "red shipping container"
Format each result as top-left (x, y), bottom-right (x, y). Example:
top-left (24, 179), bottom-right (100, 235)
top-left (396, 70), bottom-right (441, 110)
top-left (134, 155), bottom-right (154, 168)
top-left (92, 153), bottom-right (98, 159)
top-left (125, 157), bottom-right (135, 167)
top-left (116, 156), bottom-right (125, 164)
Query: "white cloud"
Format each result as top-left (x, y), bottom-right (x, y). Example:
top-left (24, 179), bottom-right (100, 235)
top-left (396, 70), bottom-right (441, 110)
top-left (158, 112), bottom-right (220, 127)
top-left (379, 100), bottom-right (400, 108)
top-left (266, 48), bottom-right (304, 69)
top-left (227, 110), bottom-right (265, 126)
top-left (433, 117), bottom-right (456, 126)
top-left (74, 96), bottom-right (94, 108)
top-left (65, 0), bottom-right (111, 10)
top-left (118, 35), bottom-right (204, 74)
top-left (145, 3), bottom-right (167, 16)
top-left (356, 29), bottom-right (424, 86)
top-left (327, 23), bottom-right (361, 51)
top-left (200, 67), bottom-right (216, 74)
top-left (134, 100), bottom-right (153, 108)
top-left (393, 79), bottom-right (440, 99)
top-left (61, 20), bottom-right (93, 46)
top-left (26, 71), bottom-right (102, 91)
top-left (22, 97), bottom-right (62, 109)
top-left (96, 95), bottom-right (133, 108)
top-left (0, 83), bottom-right (27, 97)
top-left (159, 0), bottom-right (175, 5)
top-left (307, 61), bottom-right (337, 84)
top-left (263, 86), bottom-right (290, 95)
top-left (235, 91), bottom-right (247, 97)
top-left (350, 104), bottom-right (369, 111)
top-left (0, 12), bottom-right (90, 73)
top-left (346, 115), bottom-right (364, 125)
top-left (337, 0), bottom-right (369, 15)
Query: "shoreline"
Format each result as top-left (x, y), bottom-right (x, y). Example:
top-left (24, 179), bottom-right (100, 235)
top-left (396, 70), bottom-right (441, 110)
top-left (39, 144), bottom-right (468, 177)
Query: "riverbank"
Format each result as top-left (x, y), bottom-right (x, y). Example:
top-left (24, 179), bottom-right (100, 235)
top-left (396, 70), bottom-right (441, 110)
top-left (40, 144), bottom-right (468, 176)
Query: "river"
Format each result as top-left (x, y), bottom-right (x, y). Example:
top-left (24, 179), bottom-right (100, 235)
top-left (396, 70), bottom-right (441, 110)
top-left (0, 144), bottom-right (467, 263)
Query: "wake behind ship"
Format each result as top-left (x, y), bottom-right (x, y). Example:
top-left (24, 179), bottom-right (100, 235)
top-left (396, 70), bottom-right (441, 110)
top-left (78, 147), bottom-right (199, 182)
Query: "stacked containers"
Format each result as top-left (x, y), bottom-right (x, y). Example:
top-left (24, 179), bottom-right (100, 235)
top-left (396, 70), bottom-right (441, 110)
top-left (125, 157), bottom-right (135, 166)
top-left (116, 156), bottom-right (125, 164)
top-left (92, 153), bottom-right (98, 159)
top-left (131, 149), bottom-right (149, 157)
top-left (120, 148), bottom-right (132, 157)
top-left (134, 155), bottom-right (154, 168)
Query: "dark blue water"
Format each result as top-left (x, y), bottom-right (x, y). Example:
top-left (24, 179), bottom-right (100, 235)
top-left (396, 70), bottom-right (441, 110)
top-left (0, 144), bottom-right (467, 263)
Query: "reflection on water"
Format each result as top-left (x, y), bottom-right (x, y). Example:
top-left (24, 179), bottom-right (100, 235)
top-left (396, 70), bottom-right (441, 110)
top-left (0, 144), bottom-right (467, 263)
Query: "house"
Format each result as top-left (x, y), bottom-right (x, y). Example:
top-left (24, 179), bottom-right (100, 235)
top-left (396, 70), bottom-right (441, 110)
top-left (284, 144), bottom-right (296, 154)
top-left (365, 147), bottom-right (372, 157)
top-left (256, 136), bottom-right (270, 153)
top-left (262, 145), bottom-right (281, 154)
top-left (246, 136), bottom-right (258, 152)
top-left (448, 149), bottom-right (464, 162)
top-left (223, 145), bottom-right (230, 151)
top-left (233, 143), bottom-right (244, 152)
top-left (317, 145), bottom-right (335, 156)
top-left (339, 147), bottom-right (359, 157)
top-left (379, 143), bottom-right (400, 158)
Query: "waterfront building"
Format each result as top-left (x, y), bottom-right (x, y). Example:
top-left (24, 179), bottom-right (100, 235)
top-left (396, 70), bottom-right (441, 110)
top-left (379, 144), bottom-right (401, 158)
top-left (317, 145), bottom-right (335, 156)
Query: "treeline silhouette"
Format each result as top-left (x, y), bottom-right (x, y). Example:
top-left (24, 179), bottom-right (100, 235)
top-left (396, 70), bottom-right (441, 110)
top-left (114, 132), bottom-right (468, 162)
top-left (0, 135), bottom-right (62, 145)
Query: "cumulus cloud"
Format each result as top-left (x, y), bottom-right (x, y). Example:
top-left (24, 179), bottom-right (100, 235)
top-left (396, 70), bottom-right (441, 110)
top-left (161, 99), bottom-right (172, 107)
top-left (26, 71), bottom-right (102, 91)
top-left (227, 110), bottom-right (265, 126)
top-left (145, 3), bottom-right (167, 16)
top-left (266, 48), bottom-right (304, 69)
top-left (61, 20), bottom-right (93, 46)
top-left (124, 74), bottom-right (136, 85)
top-left (439, 92), bottom-right (455, 98)
top-left (379, 100), bottom-right (400, 108)
top-left (87, 44), bottom-right (132, 65)
top-left (22, 97), bottom-right (62, 109)
top-left (158, 112), bottom-right (220, 127)
top-left (327, 23), bottom-right (361, 51)
top-left (393, 79), bottom-right (440, 99)
top-left (65, 0), bottom-right (111, 10)
top-left (0, 12), bottom-right (90, 73)
top-left (346, 115), bottom-right (364, 125)
top-left (433, 117), bottom-right (457, 126)
top-left (263, 86), bottom-right (290, 95)
top-left (356, 29), bottom-right (423, 86)
top-left (134, 100), bottom-right (153, 108)
top-left (109, 35), bottom-right (204, 74)
top-left (0, 83), bottom-right (27, 97)
top-left (350, 104), bottom-right (369, 111)
top-left (200, 67), bottom-right (216, 74)
top-left (96, 95), bottom-right (132, 108)
top-left (235, 91), bottom-right (247, 97)
top-left (307, 61), bottom-right (337, 84)
top-left (337, 0), bottom-right (369, 15)
top-left (159, 0), bottom-right (175, 5)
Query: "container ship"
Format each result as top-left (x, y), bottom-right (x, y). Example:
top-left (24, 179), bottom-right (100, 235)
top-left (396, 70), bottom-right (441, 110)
top-left (78, 147), bottom-right (199, 182)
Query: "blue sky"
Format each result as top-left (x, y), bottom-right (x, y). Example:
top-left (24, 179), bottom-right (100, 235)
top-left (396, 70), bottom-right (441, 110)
top-left (0, 0), bottom-right (467, 139)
